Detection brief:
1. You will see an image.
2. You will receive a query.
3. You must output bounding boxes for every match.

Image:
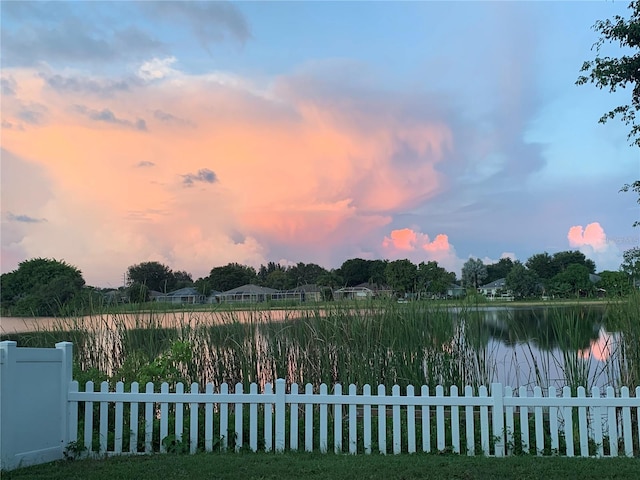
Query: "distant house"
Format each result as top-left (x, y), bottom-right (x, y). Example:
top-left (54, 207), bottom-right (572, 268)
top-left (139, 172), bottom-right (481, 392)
top-left (447, 284), bottom-right (466, 299)
top-left (292, 284), bottom-right (323, 302)
top-left (333, 283), bottom-right (391, 300)
top-left (217, 284), bottom-right (278, 303)
top-left (270, 284), bottom-right (324, 302)
top-left (333, 285), bottom-right (373, 300)
top-left (155, 287), bottom-right (205, 304)
top-left (478, 278), bottom-right (511, 299)
top-left (148, 290), bottom-right (164, 302)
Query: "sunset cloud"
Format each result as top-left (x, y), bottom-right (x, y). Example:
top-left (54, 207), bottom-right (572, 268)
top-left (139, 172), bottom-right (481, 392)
top-left (567, 222), bottom-right (621, 271)
top-left (382, 228), bottom-right (460, 273)
top-left (1, 2), bottom-right (636, 286)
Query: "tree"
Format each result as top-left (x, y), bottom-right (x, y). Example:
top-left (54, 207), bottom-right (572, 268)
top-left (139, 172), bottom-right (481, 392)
top-left (338, 258), bottom-right (372, 287)
top-left (621, 246), bottom-right (640, 282)
top-left (1, 258), bottom-right (86, 316)
top-left (416, 261), bottom-right (456, 297)
top-left (485, 258), bottom-right (514, 284)
top-left (525, 252), bottom-right (557, 281)
top-left (505, 261), bottom-right (540, 298)
top-left (207, 263), bottom-right (257, 292)
top-left (127, 261), bottom-right (176, 293)
top-left (461, 258), bottom-right (487, 289)
top-left (577, 1), bottom-right (640, 223)
top-left (384, 259), bottom-right (417, 296)
top-left (597, 270), bottom-right (632, 296)
top-left (173, 271), bottom-right (194, 289)
top-left (526, 251), bottom-right (596, 287)
top-left (548, 264), bottom-right (592, 298)
top-left (286, 262), bottom-right (328, 286)
top-left (551, 251), bottom-right (596, 275)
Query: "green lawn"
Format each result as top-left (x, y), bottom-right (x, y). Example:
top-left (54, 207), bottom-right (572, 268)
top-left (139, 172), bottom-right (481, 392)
top-left (4, 453), bottom-right (640, 480)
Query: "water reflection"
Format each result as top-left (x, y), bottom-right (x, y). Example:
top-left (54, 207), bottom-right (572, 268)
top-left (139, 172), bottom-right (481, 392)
top-left (0, 305), bottom-right (622, 391)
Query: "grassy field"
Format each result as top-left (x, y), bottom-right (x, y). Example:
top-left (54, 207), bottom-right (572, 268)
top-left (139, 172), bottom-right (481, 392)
top-left (4, 452), bottom-right (640, 480)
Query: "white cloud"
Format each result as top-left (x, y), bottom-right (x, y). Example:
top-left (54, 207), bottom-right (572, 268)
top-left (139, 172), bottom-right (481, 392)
top-left (137, 56), bottom-right (178, 81)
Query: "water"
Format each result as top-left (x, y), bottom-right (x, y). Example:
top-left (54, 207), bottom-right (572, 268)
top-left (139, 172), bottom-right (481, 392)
top-left (0, 305), bottom-right (621, 390)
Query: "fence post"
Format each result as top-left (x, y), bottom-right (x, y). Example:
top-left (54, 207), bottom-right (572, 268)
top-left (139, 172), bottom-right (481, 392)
top-left (275, 378), bottom-right (286, 452)
top-left (491, 383), bottom-right (505, 457)
top-left (56, 342), bottom-right (73, 448)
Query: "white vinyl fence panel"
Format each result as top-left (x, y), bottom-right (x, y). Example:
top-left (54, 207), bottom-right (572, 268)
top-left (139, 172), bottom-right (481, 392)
top-left (68, 378), bottom-right (640, 458)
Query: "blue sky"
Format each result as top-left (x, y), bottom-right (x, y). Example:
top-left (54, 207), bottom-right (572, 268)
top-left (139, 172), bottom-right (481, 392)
top-left (1, 1), bottom-right (639, 287)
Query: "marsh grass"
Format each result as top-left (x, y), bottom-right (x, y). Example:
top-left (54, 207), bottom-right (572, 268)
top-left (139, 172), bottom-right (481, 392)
top-left (2, 294), bottom-right (638, 394)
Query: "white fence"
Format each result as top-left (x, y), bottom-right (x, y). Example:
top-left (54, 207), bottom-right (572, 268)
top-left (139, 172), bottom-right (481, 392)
top-left (2, 342), bottom-right (640, 471)
top-left (69, 380), bottom-right (639, 459)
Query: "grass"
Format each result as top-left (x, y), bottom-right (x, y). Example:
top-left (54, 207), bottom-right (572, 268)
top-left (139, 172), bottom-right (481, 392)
top-left (2, 294), bottom-right (639, 393)
top-left (4, 452), bottom-right (640, 480)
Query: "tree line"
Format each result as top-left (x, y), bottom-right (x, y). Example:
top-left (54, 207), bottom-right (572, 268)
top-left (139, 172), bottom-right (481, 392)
top-left (2, 247), bottom-right (639, 315)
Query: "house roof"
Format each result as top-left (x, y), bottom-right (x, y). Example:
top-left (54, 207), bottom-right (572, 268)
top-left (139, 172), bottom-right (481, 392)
top-left (355, 282), bottom-right (392, 291)
top-left (164, 287), bottom-right (202, 297)
top-left (291, 284), bottom-right (322, 293)
top-left (480, 278), bottom-right (507, 289)
top-left (220, 284), bottom-right (279, 295)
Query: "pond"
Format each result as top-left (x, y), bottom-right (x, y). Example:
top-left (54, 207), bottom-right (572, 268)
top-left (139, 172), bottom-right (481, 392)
top-left (0, 303), bottom-right (629, 392)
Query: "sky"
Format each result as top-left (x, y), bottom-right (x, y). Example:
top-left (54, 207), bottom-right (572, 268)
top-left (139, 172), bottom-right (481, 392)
top-left (1, 1), bottom-right (639, 288)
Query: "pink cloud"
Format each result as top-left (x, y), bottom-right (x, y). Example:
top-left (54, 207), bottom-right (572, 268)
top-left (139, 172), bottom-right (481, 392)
top-left (566, 222), bottom-right (622, 272)
top-left (567, 222), bottom-right (607, 252)
top-left (382, 228), bottom-right (460, 273)
top-left (0, 64), bottom-right (452, 285)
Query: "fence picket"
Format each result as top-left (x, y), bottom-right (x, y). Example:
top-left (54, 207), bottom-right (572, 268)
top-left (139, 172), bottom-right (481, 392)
top-left (479, 386), bottom-right (489, 456)
top-left (363, 384), bottom-right (372, 454)
top-left (621, 387), bottom-right (633, 457)
top-left (378, 384), bottom-right (386, 454)
top-left (130, 382), bottom-right (139, 454)
top-left (99, 381), bottom-right (109, 454)
top-left (349, 384), bottom-right (357, 454)
top-left (205, 384), bottom-right (214, 452)
top-left (189, 383), bottom-right (198, 454)
top-left (69, 381), bottom-right (78, 445)
top-left (591, 387), bottom-right (603, 457)
top-left (466, 385), bottom-right (476, 456)
top-left (636, 387), bottom-right (640, 456)
top-left (84, 381), bottom-right (94, 454)
top-left (421, 386), bottom-right (430, 453)
top-left (548, 386), bottom-right (559, 453)
top-left (492, 383), bottom-right (505, 457)
top-left (577, 387), bottom-right (588, 457)
top-left (264, 383), bottom-right (273, 452)
top-left (234, 383), bottom-right (243, 453)
top-left (451, 385), bottom-right (460, 454)
top-left (220, 383), bottom-right (229, 452)
top-left (290, 383), bottom-right (299, 451)
top-left (114, 382), bottom-right (124, 454)
top-left (392, 385), bottom-right (401, 454)
top-left (407, 385), bottom-right (416, 454)
top-left (319, 384), bottom-right (328, 453)
top-left (334, 384), bottom-right (343, 453)
top-left (275, 379), bottom-right (286, 452)
top-left (436, 385), bottom-right (445, 451)
top-left (534, 386), bottom-right (544, 456)
top-left (305, 383), bottom-right (313, 452)
top-left (144, 382), bottom-right (153, 453)
top-left (606, 386), bottom-right (617, 457)
top-left (563, 386), bottom-right (574, 457)
top-left (249, 383), bottom-right (258, 452)
top-left (518, 386), bottom-right (529, 453)
top-left (175, 382), bottom-right (184, 445)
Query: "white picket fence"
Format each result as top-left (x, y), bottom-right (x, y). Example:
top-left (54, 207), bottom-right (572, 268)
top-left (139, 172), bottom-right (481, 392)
top-left (68, 379), bottom-right (640, 458)
top-left (2, 341), bottom-right (639, 471)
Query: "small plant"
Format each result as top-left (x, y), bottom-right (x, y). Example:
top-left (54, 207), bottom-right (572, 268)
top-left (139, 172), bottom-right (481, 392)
top-left (63, 440), bottom-right (87, 460)
top-left (161, 435), bottom-right (190, 454)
